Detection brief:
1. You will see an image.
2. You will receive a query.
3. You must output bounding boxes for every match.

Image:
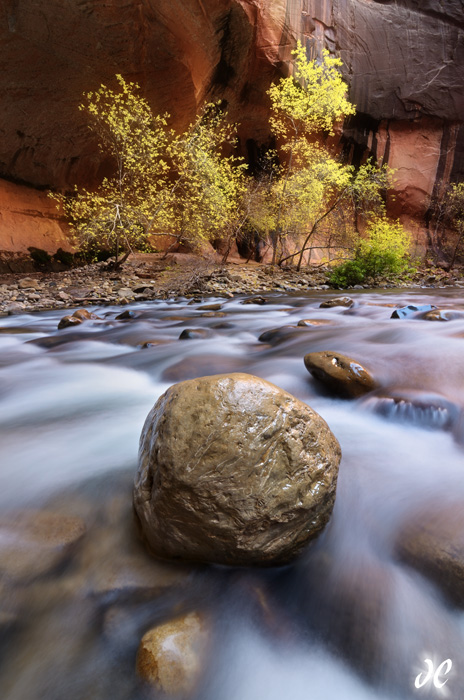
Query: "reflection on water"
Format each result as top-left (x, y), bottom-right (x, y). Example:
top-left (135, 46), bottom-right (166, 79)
top-left (1, 289), bottom-right (464, 700)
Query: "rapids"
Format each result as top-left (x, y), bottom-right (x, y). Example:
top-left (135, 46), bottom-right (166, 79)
top-left (1, 288), bottom-right (464, 700)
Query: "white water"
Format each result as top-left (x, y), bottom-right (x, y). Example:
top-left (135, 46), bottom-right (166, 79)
top-left (1, 289), bottom-right (464, 700)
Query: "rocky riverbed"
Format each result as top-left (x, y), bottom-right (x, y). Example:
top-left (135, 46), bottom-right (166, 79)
top-left (1, 253), bottom-right (464, 316)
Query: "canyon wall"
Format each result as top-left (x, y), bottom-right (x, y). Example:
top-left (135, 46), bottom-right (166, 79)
top-left (0, 0), bottom-right (462, 251)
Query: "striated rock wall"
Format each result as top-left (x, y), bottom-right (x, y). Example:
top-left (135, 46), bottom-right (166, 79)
top-left (0, 0), bottom-right (463, 251)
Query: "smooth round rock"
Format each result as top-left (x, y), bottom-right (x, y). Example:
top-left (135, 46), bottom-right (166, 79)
top-left (304, 351), bottom-right (377, 398)
top-left (134, 373), bottom-right (341, 566)
top-left (136, 612), bottom-right (210, 696)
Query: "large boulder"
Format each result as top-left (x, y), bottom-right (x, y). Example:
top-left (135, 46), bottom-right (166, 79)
top-left (133, 373), bottom-right (341, 567)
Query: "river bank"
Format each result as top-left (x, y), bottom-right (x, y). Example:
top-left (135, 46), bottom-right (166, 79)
top-left (1, 252), bottom-right (464, 316)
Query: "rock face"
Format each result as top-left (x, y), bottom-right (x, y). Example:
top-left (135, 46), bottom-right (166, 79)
top-left (133, 373), bottom-right (341, 566)
top-left (304, 351), bottom-right (377, 398)
top-left (1, 0), bottom-right (463, 249)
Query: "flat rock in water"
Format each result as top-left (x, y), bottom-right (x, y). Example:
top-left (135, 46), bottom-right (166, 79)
top-left (304, 351), bottom-right (377, 398)
top-left (133, 373), bottom-right (340, 566)
top-left (391, 304), bottom-right (437, 319)
top-left (319, 296), bottom-right (354, 308)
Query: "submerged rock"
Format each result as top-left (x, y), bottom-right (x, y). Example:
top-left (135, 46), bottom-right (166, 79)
top-left (396, 502), bottom-right (464, 607)
top-left (136, 612), bottom-right (210, 697)
top-left (304, 351), bottom-right (377, 398)
top-left (133, 373), bottom-right (340, 566)
top-left (0, 510), bottom-right (86, 581)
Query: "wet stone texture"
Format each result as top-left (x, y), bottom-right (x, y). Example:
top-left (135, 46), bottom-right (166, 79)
top-left (304, 351), bottom-right (377, 399)
top-left (133, 373), bottom-right (341, 567)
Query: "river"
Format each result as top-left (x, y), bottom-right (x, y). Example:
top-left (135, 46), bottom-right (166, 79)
top-left (1, 289), bottom-right (464, 700)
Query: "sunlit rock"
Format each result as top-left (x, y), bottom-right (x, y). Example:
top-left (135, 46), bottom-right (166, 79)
top-left (319, 296), bottom-right (354, 308)
top-left (134, 373), bottom-right (340, 566)
top-left (304, 351), bottom-right (377, 398)
top-left (136, 611), bottom-right (210, 697)
top-left (58, 308), bottom-right (101, 329)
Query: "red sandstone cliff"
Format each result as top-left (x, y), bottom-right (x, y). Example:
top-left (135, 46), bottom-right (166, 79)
top-left (0, 0), bottom-right (463, 252)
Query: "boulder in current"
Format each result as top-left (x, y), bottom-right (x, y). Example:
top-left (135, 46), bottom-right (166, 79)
top-left (304, 351), bottom-right (377, 399)
top-left (133, 373), bottom-right (341, 566)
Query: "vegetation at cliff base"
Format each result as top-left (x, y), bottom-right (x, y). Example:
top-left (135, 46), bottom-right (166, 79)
top-left (54, 46), bottom-right (416, 280)
top-left (53, 76), bottom-right (246, 267)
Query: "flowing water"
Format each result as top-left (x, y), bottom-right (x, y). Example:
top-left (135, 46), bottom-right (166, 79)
top-left (1, 289), bottom-right (464, 700)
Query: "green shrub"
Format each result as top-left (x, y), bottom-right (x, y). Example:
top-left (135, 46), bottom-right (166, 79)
top-left (329, 217), bottom-right (411, 286)
top-left (329, 259), bottom-right (366, 287)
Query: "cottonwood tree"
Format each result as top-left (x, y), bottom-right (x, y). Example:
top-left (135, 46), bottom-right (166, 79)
top-left (266, 41), bottom-right (355, 266)
top-left (53, 78), bottom-right (246, 267)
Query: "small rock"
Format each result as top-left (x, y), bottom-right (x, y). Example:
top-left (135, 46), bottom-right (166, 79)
top-left (258, 325), bottom-right (306, 344)
top-left (319, 296), bottom-right (354, 308)
top-left (116, 310), bottom-right (138, 320)
top-left (198, 303), bottom-right (222, 311)
top-left (241, 296), bottom-right (268, 305)
top-left (391, 304), bottom-right (437, 319)
top-left (118, 288), bottom-right (135, 298)
top-left (304, 351), bottom-right (377, 398)
top-left (297, 319), bottom-right (332, 327)
top-left (6, 303), bottom-right (24, 315)
top-left (178, 328), bottom-right (211, 340)
top-left (18, 277), bottom-right (39, 290)
top-left (136, 612), bottom-right (210, 697)
top-left (58, 315), bottom-right (83, 330)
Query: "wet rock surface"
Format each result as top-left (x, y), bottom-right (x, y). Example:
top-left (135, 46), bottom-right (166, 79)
top-left (136, 611), bottom-right (211, 697)
top-left (319, 296), bottom-right (354, 308)
top-left (134, 373), bottom-right (341, 567)
top-left (304, 351), bottom-right (377, 398)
